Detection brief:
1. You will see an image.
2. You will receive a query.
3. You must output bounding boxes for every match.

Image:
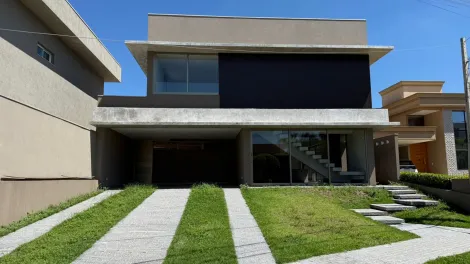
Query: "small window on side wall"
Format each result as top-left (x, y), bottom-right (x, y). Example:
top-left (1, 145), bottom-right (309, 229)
top-left (37, 43), bottom-right (54, 64)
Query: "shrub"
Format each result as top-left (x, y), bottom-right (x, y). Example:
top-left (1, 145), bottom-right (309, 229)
top-left (400, 172), bottom-right (468, 189)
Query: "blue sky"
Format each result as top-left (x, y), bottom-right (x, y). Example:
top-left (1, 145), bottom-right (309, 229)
top-left (69, 0), bottom-right (470, 108)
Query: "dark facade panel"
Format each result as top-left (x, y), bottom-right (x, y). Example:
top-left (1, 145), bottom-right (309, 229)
top-left (98, 94), bottom-right (220, 108)
top-left (219, 53), bottom-right (372, 109)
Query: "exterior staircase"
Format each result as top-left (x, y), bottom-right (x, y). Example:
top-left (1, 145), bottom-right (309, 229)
top-left (352, 185), bottom-right (439, 225)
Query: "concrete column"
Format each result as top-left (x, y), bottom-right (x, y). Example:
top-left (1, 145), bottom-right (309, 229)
top-left (365, 129), bottom-right (377, 185)
top-left (346, 129), bottom-right (376, 185)
top-left (134, 140), bottom-right (153, 184)
top-left (236, 129), bottom-right (252, 185)
top-left (374, 135), bottom-right (399, 184)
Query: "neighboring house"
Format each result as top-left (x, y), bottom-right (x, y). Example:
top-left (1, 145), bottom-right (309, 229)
top-left (375, 81), bottom-right (467, 176)
top-left (92, 14), bottom-right (396, 187)
top-left (0, 0), bottom-right (121, 225)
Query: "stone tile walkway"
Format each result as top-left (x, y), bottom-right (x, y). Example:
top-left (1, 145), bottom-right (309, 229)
top-left (0, 190), bottom-right (120, 257)
top-left (290, 223), bottom-right (470, 264)
top-left (73, 189), bottom-right (190, 264)
top-left (223, 188), bottom-right (276, 264)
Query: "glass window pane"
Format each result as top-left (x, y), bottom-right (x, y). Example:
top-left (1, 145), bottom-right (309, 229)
top-left (457, 150), bottom-right (468, 170)
top-left (452, 111), bottom-right (466, 123)
top-left (37, 46), bottom-right (43, 57)
top-left (188, 55), bottom-right (218, 93)
top-left (43, 52), bottom-right (50, 61)
top-left (154, 54), bottom-right (187, 93)
top-left (252, 131), bottom-right (290, 183)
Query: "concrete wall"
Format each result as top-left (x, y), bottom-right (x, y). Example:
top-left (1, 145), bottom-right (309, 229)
top-left (0, 179), bottom-right (98, 226)
top-left (0, 97), bottom-right (94, 179)
top-left (425, 110), bottom-right (449, 174)
top-left (452, 179), bottom-right (470, 194)
top-left (95, 128), bottom-right (133, 188)
top-left (148, 14), bottom-right (367, 45)
top-left (411, 184), bottom-right (470, 214)
top-left (399, 146), bottom-right (410, 160)
top-left (134, 140), bottom-right (153, 184)
top-left (0, 0), bottom-right (104, 99)
top-left (374, 135), bottom-right (400, 184)
top-left (346, 129), bottom-right (376, 185)
top-left (236, 129), bottom-right (253, 184)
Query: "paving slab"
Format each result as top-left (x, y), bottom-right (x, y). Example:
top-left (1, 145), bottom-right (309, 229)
top-left (224, 188), bottom-right (276, 264)
top-left (376, 185), bottom-right (409, 190)
top-left (388, 189), bottom-right (417, 195)
top-left (351, 209), bottom-right (387, 216)
top-left (0, 190), bottom-right (121, 257)
top-left (73, 189), bottom-right (190, 264)
top-left (370, 203), bottom-right (416, 212)
top-left (367, 215), bottom-right (404, 225)
top-left (394, 199), bottom-right (439, 207)
top-left (393, 194), bottom-right (426, 199)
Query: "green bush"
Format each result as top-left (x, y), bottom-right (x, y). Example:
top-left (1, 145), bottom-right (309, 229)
top-left (400, 172), bottom-right (468, 189)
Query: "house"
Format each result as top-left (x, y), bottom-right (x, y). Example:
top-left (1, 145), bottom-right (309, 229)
top-left (92, 14), bottom-right (396, 187)
top-left (375, 81), bottom-right (468, 176)
top-left (0, 0), bottom-right (121, 225)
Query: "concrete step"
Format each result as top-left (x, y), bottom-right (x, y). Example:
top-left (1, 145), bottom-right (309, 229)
top-left (367, 215), bottom-right (405, 225)
top-left (312, 155), bottom-right (322, 159)
top-left (351, 209), bottom-right (388, 216)
top-left (292, 143), bottom-right (302, 147)
top-left (393, 194), bottom-right (426, 200)
top-left (305, 151), bottom-right (316, 155)
top-left (339, 171), bottom-right (365, 176)
top-left (376, 185), bottom-right (409, 190)
top-left (298, 147), bottom-right (308, 151)
top-left (319, 159), bottom-right (329, 164)
top-left (324, 163), bottom-right (335, 168)
top-left (393, 199), bottom-right (439, 207)
top-left (370, 203), bottom-right (416, 212)
top-left (332, 167), bottom-right (342, 172)
top-left (388, 189), bottom-right (417, 195)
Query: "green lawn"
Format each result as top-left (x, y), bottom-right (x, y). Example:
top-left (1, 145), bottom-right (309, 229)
top-left (0, 190), bottom-right (102, 238)
top-left (393, 203), bottom-right (470, 228)
top-left (0, 185), bottom-right (155, 264)
top-left (241, 187), bottom-right (417, 263)
top-left (164, 184), bottom-right (237, 264)
top-left (427, 252), bottom-right (470, 264)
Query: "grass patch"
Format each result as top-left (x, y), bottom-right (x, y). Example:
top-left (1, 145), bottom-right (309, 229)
top-left (400, 172), bottom-right (468, 189)
top-left (427, 251), bottom-right (470, 264)
top-left (394, 203), bottom-right (470, 228)
top-left (0, 185), bottom-right (155, 264)
top-left (164, 184), bottom-right (237, 264)
top-left (242, 187), bottom-right (417, 263)
top-left (0, 190), bottom-right (102, 238)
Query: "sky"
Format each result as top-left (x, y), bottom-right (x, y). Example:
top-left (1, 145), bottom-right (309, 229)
top-left (69, 0), bottom-right (470, 108)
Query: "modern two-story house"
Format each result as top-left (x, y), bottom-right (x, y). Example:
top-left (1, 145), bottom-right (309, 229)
top-left (0, 0), bottom-right (121, 225)
top-left (93, 14), bottom-right (396, 187)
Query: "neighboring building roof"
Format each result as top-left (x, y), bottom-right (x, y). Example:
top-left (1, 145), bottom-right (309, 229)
top-left (125, 41), bottom-right (393, 76)
top-left (379, 81), bottom-right (445, 96)
top-left (20, 0), bottom-right (121, 82)
top-left (148, 13), bottom-right (366, 22)
top-left (384, 93), bottom-right (465, 116)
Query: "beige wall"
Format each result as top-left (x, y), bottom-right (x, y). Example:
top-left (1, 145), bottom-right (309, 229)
top-left (390, 114), bottom-right (407, 126)
top-left (148, 14), bottom-right (367, 45)
top-left (425, 110), bottom-right (448, 174)
top-left (0, 97), bottom-right (93, 179)
top-left (381, 82), bottom-right (443, 106)
top-left (0, 179), bottom-right (98, 226)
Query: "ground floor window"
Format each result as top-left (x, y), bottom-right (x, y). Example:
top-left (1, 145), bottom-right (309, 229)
top-left (251, 129), bottom-right (368, 184)
top-left (452, 111), bottom-right (468, 170)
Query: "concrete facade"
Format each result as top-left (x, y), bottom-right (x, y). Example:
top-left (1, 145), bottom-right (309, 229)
top-left (374, 135), bottom-right (400, 184)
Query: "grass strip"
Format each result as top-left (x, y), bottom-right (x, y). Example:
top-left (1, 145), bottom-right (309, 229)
top-left (164, 184), bottom-right (237, 264)
top-left (242, 187), bottom-right (417, 263)
top-left (394, 203), bottom-right (470, 228)
top-left (0, 190), bottom-right (102, 238)
top-left (0, 185), bottom-right (155, 264)
top-left (427, 251), bottom-right (470, 264)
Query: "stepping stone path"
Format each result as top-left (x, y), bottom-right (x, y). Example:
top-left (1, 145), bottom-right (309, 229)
top-left (352, 185), bottom-right (439, 226)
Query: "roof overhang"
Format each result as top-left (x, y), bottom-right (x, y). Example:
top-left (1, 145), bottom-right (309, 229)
top-left (91, 108), bottom-right (398, 130)
top-left (125, 40), bottom-right (394, 76)
top-left (374, 126), bottom-right (437, 145)
top-left (385, 93), bottom-right (465, 117)
top-left (20, 0), bottom-right (121, 82)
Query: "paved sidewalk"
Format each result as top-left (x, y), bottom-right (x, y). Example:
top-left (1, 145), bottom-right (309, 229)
top-left (0, 190), bottom-right (120, 257)
top-left (224, 188), bottom-right (276, 264)
top-left (291, 223), bottom-right (470, 264)
top-left (73, 189), bottom-right (190, 264)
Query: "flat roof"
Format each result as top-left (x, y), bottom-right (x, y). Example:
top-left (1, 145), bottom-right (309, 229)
top-left (148, 13), bottom-right (366, 22)
top-left (126, 41), bottom-right (393, 76)
top-left (379, 81), bottom-right (445, 96)
top-left (21, 0), bottom-right (121, 82)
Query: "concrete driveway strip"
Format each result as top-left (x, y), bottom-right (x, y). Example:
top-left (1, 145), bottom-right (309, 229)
top-left (0, 190), bottom-right (121, 257)
top-left (224, 188), bottom-right (276, 264)
top-left (73, 188), bottom-right (190, 264)
top-left (291, 223), bottom-right (470, 264)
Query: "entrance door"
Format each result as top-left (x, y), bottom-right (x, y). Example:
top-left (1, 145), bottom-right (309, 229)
top-left (410, 143), bottom-right (428, 172)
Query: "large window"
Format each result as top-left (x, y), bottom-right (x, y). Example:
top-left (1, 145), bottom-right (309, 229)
top-left (452, 111), bottom-right (468, 170)
top-left (153, 54), bottom-right (218, 94)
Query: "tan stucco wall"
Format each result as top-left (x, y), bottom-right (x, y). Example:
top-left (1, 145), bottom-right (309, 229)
top-left (425, 110), bottom-right (448, 174)
top-left (381, 82), bottom-right (443, 106)
top-left (0, 97), bottom-right (93, 179)
top-left (0, 179), bottom-right (98, 226)
top-left (390, 114), bottom-right (407, 126)
top-left (148, 14), bottom-right (367, 45)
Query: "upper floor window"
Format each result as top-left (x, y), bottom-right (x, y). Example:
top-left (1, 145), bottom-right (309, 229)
top-left (153, 54), bottom-right (218, 94)
top-left (452, 111), bottom-right (468, 170)
top-left (37, 43), bottom-right (54, 64)
top-left (407, 116), bottom-right (425, 126)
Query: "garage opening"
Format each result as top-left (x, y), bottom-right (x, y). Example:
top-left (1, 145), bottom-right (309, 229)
top-left (152, 140), bottom-right (237, 186)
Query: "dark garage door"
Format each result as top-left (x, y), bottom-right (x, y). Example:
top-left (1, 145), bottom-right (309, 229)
top-left (152, 141), bottom-right (237, 186)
